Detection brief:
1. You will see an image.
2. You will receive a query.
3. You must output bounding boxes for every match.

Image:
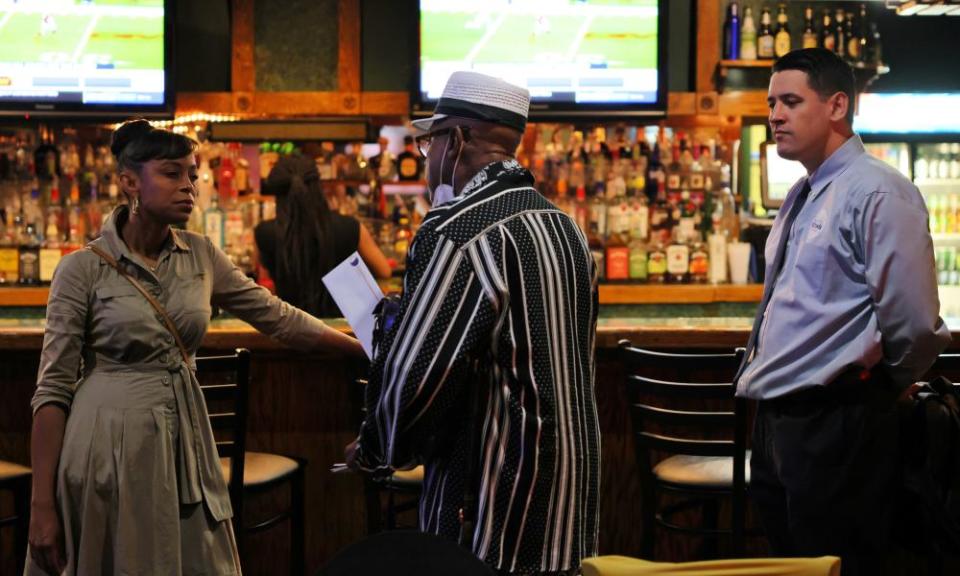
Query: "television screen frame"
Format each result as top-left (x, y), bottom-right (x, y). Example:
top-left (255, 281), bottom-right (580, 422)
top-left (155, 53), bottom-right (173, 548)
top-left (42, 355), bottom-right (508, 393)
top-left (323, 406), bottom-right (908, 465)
top-left (760, 141), bottom-right (807, 211)
top-left (411, 0), bottom-right (669, 121)
top-left (0, 0), bottom-right (175, 119)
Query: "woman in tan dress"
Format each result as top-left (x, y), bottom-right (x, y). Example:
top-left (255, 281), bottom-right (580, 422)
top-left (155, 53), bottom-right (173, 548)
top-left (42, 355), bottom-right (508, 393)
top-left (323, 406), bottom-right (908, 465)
top-left (26, 120), bottom-right (363, 575)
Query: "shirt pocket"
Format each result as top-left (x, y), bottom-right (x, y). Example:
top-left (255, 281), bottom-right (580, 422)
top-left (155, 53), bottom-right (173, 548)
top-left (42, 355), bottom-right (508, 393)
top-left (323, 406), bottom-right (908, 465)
top-left (180, 272), bottom-right (210, 311)
top-left (93, 283), bottom-right (157, 351)
top-left (95, 283), bottom-right (148, 317)
top-left (794, 223), bottom-right (831, 294)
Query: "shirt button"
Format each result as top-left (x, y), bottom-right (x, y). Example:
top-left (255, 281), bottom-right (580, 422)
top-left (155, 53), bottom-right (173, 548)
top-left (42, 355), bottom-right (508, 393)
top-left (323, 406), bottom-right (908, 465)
top-left (160, 354), bottom-right (169, 363)
top-left (161, 376), bottom-right (170, 386)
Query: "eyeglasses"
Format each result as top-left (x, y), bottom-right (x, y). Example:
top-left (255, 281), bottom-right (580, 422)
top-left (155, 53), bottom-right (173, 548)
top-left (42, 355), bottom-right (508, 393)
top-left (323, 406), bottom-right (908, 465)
top-left (415, 126), bottom-right (470, 157)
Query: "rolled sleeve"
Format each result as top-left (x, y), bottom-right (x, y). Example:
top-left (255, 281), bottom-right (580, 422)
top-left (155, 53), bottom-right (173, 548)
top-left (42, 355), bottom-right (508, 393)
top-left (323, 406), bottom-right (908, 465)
top-left (32, 252), bottom-right (92, 414)
top-left (861, 191), bottom-right (952, 386)
top-left (205, 237), bottom-right (329, 351)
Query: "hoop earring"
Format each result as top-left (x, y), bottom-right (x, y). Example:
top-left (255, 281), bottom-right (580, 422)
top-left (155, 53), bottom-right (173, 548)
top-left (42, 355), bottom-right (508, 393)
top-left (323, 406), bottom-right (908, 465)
top-left (132, 197), bottom-right (140, 215)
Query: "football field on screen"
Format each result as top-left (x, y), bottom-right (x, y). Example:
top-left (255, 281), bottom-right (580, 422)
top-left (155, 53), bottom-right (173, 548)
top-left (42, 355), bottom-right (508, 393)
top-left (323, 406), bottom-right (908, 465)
top-left (421, 2), bottom-right (657, 70)
top-left (0, 2), bottom-right (163, 69)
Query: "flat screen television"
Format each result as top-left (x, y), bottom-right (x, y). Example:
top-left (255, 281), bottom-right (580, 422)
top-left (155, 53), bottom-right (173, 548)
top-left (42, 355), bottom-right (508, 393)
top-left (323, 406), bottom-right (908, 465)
top-left (760, 141), bottom-right (806, 211)
top-left (0, 0), bottom-right (173, 119)
top-left (413, 0), bottom-right (668, 120)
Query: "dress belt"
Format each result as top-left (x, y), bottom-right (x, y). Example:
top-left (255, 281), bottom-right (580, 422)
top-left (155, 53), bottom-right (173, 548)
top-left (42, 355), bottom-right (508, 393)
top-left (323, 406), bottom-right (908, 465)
top-left (87, 354), bottom-right (232, 519)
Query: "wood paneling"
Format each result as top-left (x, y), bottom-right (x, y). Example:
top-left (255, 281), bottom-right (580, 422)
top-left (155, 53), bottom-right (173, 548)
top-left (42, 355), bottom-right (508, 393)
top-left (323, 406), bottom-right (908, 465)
top-left (0, 284), bottom-right (763, 309)
top-left (668, 92), bottom-right (697, 116)
top-left (0, 287), bottom-right (48, 306)
top-left (598, 284), bottom-right (762, 305)
top-left (231, 0), bottom-right (256, 93)
top-left (338, 0), bottom-right (361, 93)
top-left (359, 91), bottom-right (409, 116)
top-left (719, 91), bottom-right (770, 119)
top-left (696, 0), bottom-right (721, 93)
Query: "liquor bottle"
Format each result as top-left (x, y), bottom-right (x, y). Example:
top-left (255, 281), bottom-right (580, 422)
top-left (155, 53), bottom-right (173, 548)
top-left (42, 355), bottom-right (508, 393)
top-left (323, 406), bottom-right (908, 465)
top-left (802, 6), bottom-right (818, 49)
top-left (223, 203), bottom-right (244, 257)
top-left (0, 211), bottom-right (18, 284)
top-left (666, 238), bottom-right (690, 284)
top-left (677, 190), bottom-right (697, 244)
top-left (834, 9), bottom-right (846, 59)
top-left (820, 10), bottom-right (835, 52)
top-left (708, 229), bottom-right (728, 284)
top-left (39, 193), bottom-right (63, 285)
top-left (628, 237), bottom-right (648, 283)
top-left (397, 136), bottom-right (423, 181)
top-left (773, 4), bottom-right (791, 58)
top-left (650, 179), bottom-right (672, 246)
top-left (605, 227), bottom-right (630, 282)
top-left (394, 216), bottom-right (412, 261)
top-left (574, 185), bottom-right (590, 235)
top-left (196, 155), bottom-right (215, 212)
top-left (628, 187), bottom-right (649, 242)
top-left (689, 242), bottom-right (709, 284)
top-left (740, 6), bottom-right (757, 61)
top-left (203, 193), bottom-right (225, 250)
top-left (18, 221), bottom-right (41, 285)
top-left (217, 152), bottom-right (236, 205)
top-left (845, 10), bottom-right (860, 61)
top-left (723, 1), bottom-right (741, 60)
top-left (588, 225), bottom-right (605, 283)
top-left (589, 186), bottom-right (608, 241)
top-left (64, 176), bottom-right (84, 254)
top-left (647, 242), bottom-right (667, 284)
top-left (758, 8), bottom-right (775, 59)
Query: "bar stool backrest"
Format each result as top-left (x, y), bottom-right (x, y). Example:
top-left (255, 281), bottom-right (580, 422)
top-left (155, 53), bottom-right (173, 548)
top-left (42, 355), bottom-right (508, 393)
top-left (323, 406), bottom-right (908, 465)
top-left (618, 341), bottom-right (746, 460)
top-left (929, 353), bottom-right (960, 383)
top-left (196, 348), bottom-right (251, 532)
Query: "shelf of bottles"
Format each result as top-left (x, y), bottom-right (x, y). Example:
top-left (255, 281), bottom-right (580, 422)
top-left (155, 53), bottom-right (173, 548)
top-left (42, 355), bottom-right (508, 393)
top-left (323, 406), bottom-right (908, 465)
top-left (0, 124), bottom-right (431, 288)
top-left (0, 120), bottom-right (750, 297)
top-left (520, 124), bottom-right (742, 286)
top-left (721, 2), bottom-right (886, 82)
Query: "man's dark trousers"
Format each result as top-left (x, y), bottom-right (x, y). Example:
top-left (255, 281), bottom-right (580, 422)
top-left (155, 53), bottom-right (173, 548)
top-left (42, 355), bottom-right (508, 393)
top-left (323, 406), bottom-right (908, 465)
top-left (750, 371), bottom-right (901, 576)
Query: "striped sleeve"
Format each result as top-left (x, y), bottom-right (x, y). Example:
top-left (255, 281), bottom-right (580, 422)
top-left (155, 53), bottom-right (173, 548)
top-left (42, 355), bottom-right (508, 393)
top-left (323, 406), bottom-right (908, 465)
top-left (357, 227), bottom-right (497, 470)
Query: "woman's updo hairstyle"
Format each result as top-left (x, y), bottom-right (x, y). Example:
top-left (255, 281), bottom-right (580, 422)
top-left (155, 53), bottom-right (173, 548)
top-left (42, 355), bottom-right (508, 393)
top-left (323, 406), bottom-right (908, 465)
top-left (110, 118), bottom-right (197, 172)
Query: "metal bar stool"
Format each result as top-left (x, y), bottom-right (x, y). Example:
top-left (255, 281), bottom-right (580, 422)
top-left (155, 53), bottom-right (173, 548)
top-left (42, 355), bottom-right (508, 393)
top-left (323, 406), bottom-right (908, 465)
top-left (197, 348), bottom-right (306, 576)
top-left (350, 379), bottom-right (423, 533)
top-left (619, 340), bottom-right (748, 560)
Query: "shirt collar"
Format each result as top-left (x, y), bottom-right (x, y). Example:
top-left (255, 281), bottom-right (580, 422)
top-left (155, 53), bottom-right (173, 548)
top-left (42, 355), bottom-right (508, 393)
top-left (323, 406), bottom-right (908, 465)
top-left (99, 204), bottom-right (191, 262)
top-left (807, 134), bottom-right (865, 200)
top-left (460, 158), bottom-right (533, 198)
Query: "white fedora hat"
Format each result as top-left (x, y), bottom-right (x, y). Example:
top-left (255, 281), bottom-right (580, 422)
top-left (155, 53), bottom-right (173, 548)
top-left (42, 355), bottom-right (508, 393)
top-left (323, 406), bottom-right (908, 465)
top-left (412, 71), bottom-right (530, 135)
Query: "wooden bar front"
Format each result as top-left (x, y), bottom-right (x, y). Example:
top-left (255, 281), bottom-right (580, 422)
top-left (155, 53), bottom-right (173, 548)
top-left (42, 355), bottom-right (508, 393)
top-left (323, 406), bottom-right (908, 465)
top-left (2, 315), bottom-right (957, 574)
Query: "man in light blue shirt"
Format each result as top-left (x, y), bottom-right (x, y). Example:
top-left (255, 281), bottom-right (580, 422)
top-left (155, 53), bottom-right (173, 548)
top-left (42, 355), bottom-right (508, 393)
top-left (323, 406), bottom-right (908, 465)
top-left (736, 49), bottom-right (950, 574)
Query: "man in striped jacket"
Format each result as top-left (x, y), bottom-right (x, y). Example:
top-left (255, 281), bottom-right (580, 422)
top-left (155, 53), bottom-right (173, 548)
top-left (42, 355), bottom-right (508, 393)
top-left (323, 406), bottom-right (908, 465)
top-left (347, 71), bottom-right (601, 575)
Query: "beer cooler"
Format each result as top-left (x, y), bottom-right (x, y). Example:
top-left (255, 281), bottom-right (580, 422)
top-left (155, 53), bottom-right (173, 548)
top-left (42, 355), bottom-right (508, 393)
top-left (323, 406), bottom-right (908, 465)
top-left (857, 93), bottom-right (960, 318)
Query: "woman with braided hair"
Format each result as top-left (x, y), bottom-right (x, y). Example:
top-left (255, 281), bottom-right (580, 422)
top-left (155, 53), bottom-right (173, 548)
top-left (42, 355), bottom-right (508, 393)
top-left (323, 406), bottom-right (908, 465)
top-left (254, 154), bottom-right (391, 318)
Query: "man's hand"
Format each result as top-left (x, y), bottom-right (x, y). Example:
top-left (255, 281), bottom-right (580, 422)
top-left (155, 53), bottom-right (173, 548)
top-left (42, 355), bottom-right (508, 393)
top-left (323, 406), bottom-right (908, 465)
top-left (29, 500), bottom-right (66, 575)
top-left (344, 438), bottom-right (361, 471)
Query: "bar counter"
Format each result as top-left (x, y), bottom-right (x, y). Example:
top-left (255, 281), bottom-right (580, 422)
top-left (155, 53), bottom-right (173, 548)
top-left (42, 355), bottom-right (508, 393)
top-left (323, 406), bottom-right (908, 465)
top-left (1, 291), bottom-right (957, 574)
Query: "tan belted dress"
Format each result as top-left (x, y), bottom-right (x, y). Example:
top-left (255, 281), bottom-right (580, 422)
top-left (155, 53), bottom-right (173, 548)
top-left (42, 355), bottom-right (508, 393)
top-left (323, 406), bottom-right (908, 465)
top-left (26, 206), bottom-right (331, 576)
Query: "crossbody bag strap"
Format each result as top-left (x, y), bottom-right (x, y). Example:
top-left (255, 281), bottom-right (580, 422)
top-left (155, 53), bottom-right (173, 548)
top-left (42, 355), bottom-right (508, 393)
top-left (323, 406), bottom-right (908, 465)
top-left (86, 244), bottom-right (191, 363)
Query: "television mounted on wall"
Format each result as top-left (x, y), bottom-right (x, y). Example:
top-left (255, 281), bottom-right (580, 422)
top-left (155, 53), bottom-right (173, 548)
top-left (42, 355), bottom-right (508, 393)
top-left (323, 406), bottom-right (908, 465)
top-left (0, 0), bottom-right (174, 119)
top-left (413, 0), bottom-right (668, 121)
